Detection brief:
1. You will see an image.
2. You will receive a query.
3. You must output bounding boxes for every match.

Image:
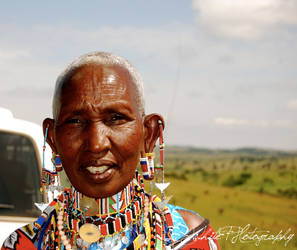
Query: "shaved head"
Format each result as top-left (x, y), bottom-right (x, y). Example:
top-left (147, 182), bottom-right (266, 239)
top-left (53, 52), bottom-right (145, 119)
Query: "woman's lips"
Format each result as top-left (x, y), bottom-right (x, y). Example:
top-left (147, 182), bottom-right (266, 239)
top-left (83, 165), bottom-right (115, 183)
top-left (86, 165), bottom-right (110, 174)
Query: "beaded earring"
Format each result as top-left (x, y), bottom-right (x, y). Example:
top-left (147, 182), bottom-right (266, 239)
top-left (140, 120), bottom-right (171, 210)
top-left (140, 151), bottom-right (155, 199)
top-left (53, 153), bottom-right (63, 172)
top-left (36, 125), bottom-right (59, 210)
top-left (146, 152), bottom-right (155, 178)
top-left (41, 126), bottom-right (57, 190)
top-left (37, 126), bottom-right (64, 211)
top-left (140, 153), bottom-right (154, 181)
top-left (154, 120), bottom-right (171, 210)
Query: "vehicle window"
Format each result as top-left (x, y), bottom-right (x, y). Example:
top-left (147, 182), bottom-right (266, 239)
top-left (0, 131), bottom-right (42, 217)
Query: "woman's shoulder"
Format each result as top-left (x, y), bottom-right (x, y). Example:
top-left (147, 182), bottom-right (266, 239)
top-left (1, 223), bottom-right (37, 250)
top-left (1, 203), bottom-right (55, 250)
top-left (176, 208), bottom-right (204, 230)
top-left (165, 204), bottom-right (204, 239)
top-left (165, 204), bottom-right (220, 249)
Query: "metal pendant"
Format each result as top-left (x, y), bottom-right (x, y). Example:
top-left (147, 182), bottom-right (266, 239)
top-left (79, 223), bottom-right (101, 243)
top-left (79, 196), bottom-right (99, 216)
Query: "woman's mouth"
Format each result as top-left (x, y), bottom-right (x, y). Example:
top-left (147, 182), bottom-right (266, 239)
top-left (86, 165), bottom-right (110, 174)
top-left (83, 165), bottom-right (115, 183)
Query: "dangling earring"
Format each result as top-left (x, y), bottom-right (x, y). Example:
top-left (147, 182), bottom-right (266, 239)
top-left (50, 152), bottom-right (63, 191)
top-left (37, 125), bottom-right (61, 210)
top-left (146, 152), bottom-right (155, 178)
top-left (140, 153), bottom-right (150, 180)
top-left (40, 125), bottom-right (51, 195)
top-left (140, 151), bottom-right (155, 181)
top-left (41, 126), bottom-right (57, 187)
top-left (154, 120), bottom-right (171, 210)
top-left (52, 153), bottom-right (63, 172)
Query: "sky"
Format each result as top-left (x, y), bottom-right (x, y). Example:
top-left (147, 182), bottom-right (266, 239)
top-left (0, 0), bottom-right (297, 150)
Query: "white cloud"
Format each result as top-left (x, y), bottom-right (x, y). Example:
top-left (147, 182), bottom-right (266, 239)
top-left (215, 117), bottom-right (249, 126)
top-left (0, 48), bottom-right (31, 62)
top-left (192, 0), bottom-right (297, 39)
top-left (0, 23), bottom-right (201, 69)
top-left (1, 21), bottom-right (297, 149)
top-left (273, 120), bottom-right (293, 128)
top-left (214, 117), bottom-right (268, 127)
top-left (254, 120), bottom-right (269, 128)
top-left (287, 99), bottom-right (297, 109)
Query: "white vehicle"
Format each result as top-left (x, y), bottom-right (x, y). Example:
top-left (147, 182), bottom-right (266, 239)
top-left (0, 107), bottom-right (51, 244)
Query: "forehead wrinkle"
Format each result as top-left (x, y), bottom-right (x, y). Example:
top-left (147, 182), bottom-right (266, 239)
top-left (53, 52), bottom-right (145, 120)
top-left (67, 65), bottom-right (103, 105)
top-left (79, 65), bottom-right (126, 101)
top-left (54, 63), bottom-right (141, 119)
top-left (101, 67), bottom-right (127, 98)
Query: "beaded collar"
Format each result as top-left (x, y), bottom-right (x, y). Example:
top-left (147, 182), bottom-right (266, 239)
top-left (68, 179), bottom-right (137, 217)
top-left (59, 181), bottom-right (145, 233)
top-left (57, 183), bottom-right (146, 249)
top-left (34, 173), bottom-right (174, 250)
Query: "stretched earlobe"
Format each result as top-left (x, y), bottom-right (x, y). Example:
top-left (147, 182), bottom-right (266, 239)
top-left (143, 113), bottom-right (165, 153)
top-left (43, 118), bottom-right (57, 153)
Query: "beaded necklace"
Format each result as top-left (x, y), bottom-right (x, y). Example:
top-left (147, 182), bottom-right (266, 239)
top-left (35, 173), bottom-right (173, 250)
top-left (57, 199), bottom-right (149, 249)
top-left (57, 180), bottom-right (145, 249)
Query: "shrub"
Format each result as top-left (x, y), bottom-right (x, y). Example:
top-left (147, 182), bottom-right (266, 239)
top-left (222, 175), bottom-right (239, 187)
top-left (240, 172), bottom-right (252, 180)
top-left (258, 186), bottom-right (264, 194)
top-left (222, 172), bottom-right (252, 187)
top-left (277, 187), bottom-right (297, 199)
top-left (263, 177), bottom-right (274, 184)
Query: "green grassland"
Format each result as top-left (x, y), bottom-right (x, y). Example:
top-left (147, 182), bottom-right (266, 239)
top-left (151, 146), bottom-right (297, 249)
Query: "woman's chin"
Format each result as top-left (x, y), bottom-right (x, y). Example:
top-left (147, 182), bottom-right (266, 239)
top-left (72, 170), bottom-right (129, 198)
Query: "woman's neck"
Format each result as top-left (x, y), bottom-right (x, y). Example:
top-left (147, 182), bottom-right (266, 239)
top-left (71, 180), bottom-right (135, 216)
top-left (65, 172), bottom-right (144, 217)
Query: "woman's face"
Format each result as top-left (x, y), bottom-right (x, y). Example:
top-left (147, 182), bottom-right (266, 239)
top-left (53, 64), bottom-right (144, 198)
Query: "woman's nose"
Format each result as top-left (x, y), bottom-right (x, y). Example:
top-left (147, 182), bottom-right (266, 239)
top-left (86, 122), bottom-right (111, 154)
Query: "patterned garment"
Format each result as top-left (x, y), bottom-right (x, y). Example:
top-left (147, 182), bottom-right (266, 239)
top-left (166, 204), bottom-right (219, 250)
top-left (1, 173), bottom-right (219, 250)
top-left (1, 204), bottom-right (219, 250)
top-left (166, 204), bottom-right (193, 241)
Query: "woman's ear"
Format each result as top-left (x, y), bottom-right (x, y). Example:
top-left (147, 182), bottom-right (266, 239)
top-left (43, 118), bottom-right (57, 153)
top-left (143, 113), bottom-right (165, 153)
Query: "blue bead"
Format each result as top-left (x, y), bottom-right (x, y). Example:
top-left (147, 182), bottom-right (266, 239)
top-left (89, 242), bottom-right (101, 250)
top-left (36, 216), bottom-right (45, 226)
top-left (55, 157), bottom-right (61, 165)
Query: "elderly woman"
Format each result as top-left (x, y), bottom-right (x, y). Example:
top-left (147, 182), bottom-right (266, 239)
top-left (2, 52), bottom-right (219, 250)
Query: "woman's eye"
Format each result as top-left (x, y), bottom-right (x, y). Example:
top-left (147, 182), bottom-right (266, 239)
top-left (112, 114), bottom-right (124, 120)
top-left (65, 118), bottom-right (81, 124)
top-left (107, 113), bottom-right (127, 124)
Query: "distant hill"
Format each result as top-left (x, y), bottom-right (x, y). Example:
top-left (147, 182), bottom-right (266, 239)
top-left (165, 145), bottom-right (297, 157)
